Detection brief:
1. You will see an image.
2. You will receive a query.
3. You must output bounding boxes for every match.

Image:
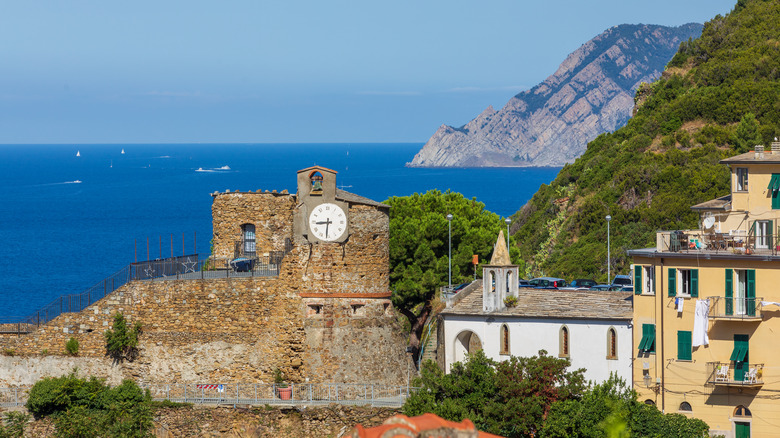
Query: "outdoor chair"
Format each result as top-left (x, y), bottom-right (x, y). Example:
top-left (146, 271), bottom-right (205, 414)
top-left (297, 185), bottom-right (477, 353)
top-left (715, 364), bottom-right (729, 382)
top-left (745, 368), bottom-right (758, 384)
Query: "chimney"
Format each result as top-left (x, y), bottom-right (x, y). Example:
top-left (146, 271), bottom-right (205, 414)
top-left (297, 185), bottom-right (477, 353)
top-left (755, 145), bottom-right (765, 159)
top-left (772, 140), bottom-right (780, 155)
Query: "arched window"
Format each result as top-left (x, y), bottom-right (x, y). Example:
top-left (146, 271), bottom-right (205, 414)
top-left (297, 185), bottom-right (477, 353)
top-left (500, 324), bottom-right (510, 355)
top-left (734, 405), bottom-right (752, 417)
top-left (490, 271), bottom-right (496, 293)
top-left (240, 223), bottom-right (256, 256)
top-left (607, 327), bottom-right (617, 359)
top-left (644, 399), bottom-right (656, 406)
top-left (559, 326), bottom-right (569, 357)
top-left (506, 271), bottom-right (512, 293)
top-left (679, 401), bottom-right (692, 412)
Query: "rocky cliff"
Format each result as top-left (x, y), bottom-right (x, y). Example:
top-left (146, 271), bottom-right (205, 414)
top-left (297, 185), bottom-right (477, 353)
top-left (409, 23), bottom-right (703, 168)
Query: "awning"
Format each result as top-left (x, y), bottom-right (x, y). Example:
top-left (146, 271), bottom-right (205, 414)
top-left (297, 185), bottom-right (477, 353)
top-left (730, 344), bottom-right (748, 362)
top-left (767, 174), bottom-right (780, 191)
top-left (638, 331), bottom-right (656, 352)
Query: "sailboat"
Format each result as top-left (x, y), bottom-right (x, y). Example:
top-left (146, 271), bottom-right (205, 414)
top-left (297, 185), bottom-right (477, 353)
top-left (121, 148), bottom-right (125, 154)
top-left (110, 160), bottom-right (113, 168)
top-left (76, 150), bottom-right (80, 157)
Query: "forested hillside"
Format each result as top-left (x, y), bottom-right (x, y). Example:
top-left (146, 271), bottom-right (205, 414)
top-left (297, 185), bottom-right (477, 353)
top-left (511, 0), bottom-right (780, 281)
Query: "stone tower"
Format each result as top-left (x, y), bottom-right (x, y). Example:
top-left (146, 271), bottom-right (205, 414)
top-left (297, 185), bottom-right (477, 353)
top-left (482, 230), bottom-right (519, 311)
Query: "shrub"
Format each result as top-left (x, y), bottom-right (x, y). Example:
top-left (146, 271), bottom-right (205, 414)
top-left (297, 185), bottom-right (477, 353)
top-left (65, 338), bottom-right (79, 356)
top-left (503, 296), bottom-right (518, 307)
top-left (104, 313), bottom-right (142, 362)
top-left (0, 412), bottom-right (30, 438)
top-left (3, 349), bottom-right (14, 357)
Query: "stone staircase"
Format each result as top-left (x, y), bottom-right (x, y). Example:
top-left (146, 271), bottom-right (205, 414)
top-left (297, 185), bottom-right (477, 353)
top-left (420, 322), bottom-right (438, 365)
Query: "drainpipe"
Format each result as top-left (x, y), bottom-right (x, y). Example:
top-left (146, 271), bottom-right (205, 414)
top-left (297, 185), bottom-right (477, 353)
top-left (660, 257), bottom-right (665, 413)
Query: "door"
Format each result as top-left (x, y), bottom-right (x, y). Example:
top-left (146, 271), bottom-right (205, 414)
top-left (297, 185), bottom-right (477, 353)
top-left (736, 270), bottom-right (747, 315)
top-left (735, 421), bottom-right (750, 438)
top-left (755, 220), bottom-right (769, 249)
top-left (734, 334), bottom-right (749, 382)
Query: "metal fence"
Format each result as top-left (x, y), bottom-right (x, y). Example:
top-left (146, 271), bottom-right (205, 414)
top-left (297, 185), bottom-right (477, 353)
top-left (0, 252), bottom-right (283, 330)
top-left (0, 383), bottom-right (416, 408)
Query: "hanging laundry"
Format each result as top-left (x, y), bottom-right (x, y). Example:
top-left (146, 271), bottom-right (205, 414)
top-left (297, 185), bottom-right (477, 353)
top-left (692, 299), bottom-right (710, 347)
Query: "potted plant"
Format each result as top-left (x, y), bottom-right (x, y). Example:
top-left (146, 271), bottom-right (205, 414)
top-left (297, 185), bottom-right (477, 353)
top-left (274, 368), bottom-right (292, 400)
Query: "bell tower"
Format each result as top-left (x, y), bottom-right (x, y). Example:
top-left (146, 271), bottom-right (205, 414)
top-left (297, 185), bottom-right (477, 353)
top-left (482, 230), bottom-right (518, 311)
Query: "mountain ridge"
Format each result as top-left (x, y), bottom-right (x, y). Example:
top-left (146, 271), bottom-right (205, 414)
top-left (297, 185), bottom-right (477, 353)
top-left (409, 23), bottom-right (704, 168)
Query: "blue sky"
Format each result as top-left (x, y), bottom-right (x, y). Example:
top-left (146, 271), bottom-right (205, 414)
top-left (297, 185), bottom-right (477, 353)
top-left (1, 0), bottom-right (737, 143)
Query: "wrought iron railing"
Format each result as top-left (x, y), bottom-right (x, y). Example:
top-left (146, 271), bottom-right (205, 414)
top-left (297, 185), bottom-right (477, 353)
top-left (0, 383), bottom-right (417, 408)
top-left (659, 227), bottom-right (779, 256)
top-left (708, 296), bottom-right (763, 320)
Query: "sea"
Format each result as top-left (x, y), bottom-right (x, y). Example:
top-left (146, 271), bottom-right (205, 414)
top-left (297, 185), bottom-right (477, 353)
top-left (0, 143), bottom-right (561, 319)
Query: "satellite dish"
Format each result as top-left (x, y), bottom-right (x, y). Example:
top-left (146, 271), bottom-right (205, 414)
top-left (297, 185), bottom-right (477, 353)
top-left (703, 216), bottom-right (716, 230)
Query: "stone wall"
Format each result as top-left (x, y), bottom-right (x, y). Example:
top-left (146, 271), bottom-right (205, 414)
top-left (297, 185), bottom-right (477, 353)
top-left (0, 276), bottom-right (406, 386)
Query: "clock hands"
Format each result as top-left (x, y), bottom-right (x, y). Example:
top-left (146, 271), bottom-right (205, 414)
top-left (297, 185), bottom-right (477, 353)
top-left (315, 218), bottom-right (332, 237)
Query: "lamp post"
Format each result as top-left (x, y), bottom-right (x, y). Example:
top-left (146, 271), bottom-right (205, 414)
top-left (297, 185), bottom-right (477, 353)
top-left (606, 215), bottom-right (612, 284)
top-left (447, 214), bottom-right (453, 291)
top-left (505, 218), bottom-right (511, 250)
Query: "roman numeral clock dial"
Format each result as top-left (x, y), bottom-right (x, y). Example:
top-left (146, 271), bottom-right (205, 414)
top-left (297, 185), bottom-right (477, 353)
top-left (308, 203), bottom-right (347, 242)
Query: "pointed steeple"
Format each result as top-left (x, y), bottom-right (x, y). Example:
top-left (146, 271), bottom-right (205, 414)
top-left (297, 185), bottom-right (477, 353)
top-left (490, 230), bottom-right (511, 265)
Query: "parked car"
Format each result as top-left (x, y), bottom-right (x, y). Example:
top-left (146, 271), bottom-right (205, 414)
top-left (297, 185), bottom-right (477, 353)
top-left (529, 277), bottom-right (567, 289)
top-left (610, 275), bottom-right (632, 288)
top-left (589, 284), bottom-right (612, 291)
top-left (562, 279), bottom-right (597, 290)
top-left (453, 282), bottom-right (471, 292)
top-left (518, 279), bottom-right (531, 288)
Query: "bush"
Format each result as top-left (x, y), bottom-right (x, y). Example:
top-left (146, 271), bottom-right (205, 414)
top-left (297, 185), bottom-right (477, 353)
top-left (65, 338), bottom-right (79, 356)
top-left (104, 313), bottom-right (142, 362)
top-left (503, 296), bottom-right (518, 307)
top-left (0, 412), bottom-right (30, 438)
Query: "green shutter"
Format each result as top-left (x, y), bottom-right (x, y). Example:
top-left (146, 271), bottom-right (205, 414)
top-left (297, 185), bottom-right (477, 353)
top-left (638, 324), bottom-right (656, 352)
top-left (678, 331), bottom-right (692, 361)
top-left (634, 265), bottom-right (642, 295)
top-left (733, 334), bottom-right (749, 381)
top-left (747, 269), bottom-right (756, 316)
top-left (668, 268), bottom-right (676, 297)
top-left (773, 174), bottom-right (780, 209)
top-left (725, 269), bottom-right (734, 316)
top-left (690, 269), bottom-right (699, 298)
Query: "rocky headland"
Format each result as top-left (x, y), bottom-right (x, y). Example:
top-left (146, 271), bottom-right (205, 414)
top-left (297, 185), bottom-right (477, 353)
top-left (409, 23), bottom-right (703, 168)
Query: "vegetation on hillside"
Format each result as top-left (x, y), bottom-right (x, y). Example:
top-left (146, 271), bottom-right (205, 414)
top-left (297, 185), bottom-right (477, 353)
top-left (405, 352), bottom-right (708, 438)
top-left (385, 190), bottom-right (519, 361)
top-left (512, 0), bottom-right (780, 280)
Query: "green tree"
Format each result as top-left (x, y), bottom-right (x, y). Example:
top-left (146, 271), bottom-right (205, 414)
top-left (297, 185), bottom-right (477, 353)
top-left (104, 313), bottom-right (142, 362)
top-left (386, 190), bottom-right (518, 361)
top-left (734, 112), bottom-right (763, 153)
top-left (404, 350), bottom-right (585, 437)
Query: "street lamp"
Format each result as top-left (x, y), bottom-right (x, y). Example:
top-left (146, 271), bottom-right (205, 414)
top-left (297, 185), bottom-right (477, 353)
top-left (447, 213), bottom-right (453, 291)
top-left (606, 215), bottom-right (612, 284)
top-left (505, 218), bottom-right (511, 250)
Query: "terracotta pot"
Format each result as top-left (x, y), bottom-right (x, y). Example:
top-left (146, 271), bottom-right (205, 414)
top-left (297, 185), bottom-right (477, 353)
top-left (277, 386), bottom-right (292, 400)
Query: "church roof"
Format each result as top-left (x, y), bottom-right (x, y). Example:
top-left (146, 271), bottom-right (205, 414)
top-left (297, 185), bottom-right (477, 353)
top-left (488, 231), bottom-right (511, 265)
top-left (441, 280), bottom-right (632, 320)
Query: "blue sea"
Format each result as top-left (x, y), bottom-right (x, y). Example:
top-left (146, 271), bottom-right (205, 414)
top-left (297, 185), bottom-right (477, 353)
top-left (0, 143), bottom-right (560, 319)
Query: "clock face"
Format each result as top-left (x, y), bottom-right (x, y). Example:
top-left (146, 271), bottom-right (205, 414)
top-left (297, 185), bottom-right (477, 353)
top-left (308, 203), bottom-right (347, 242)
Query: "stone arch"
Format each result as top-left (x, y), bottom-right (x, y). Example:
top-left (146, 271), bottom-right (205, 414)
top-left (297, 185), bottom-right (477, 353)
top-left (489, 270), bottom-right (496, 293)
top-left (506, 271), bottom-right (512, 293)
top-left (454, 330), bottom-right (483, 364)
top-left (559, 325), bottom-right (570, 358)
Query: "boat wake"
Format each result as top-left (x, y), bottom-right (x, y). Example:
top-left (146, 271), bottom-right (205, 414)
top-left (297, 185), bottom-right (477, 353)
top-left (195, 166), bottom-right (232, 173)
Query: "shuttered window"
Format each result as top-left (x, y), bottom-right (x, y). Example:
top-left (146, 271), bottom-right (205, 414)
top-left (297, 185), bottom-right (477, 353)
top-left (677, 331), bottom-right (692, 361)
top-left (638, 324), bottom-right (655, 353)
top-left (634, 265), bottom-right (642, 295)
top-left (668, 268), bottom-right (676, 297)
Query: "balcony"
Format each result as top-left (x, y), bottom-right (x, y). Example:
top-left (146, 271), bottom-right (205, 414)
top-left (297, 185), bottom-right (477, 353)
top-left (707, 362), bottom-right (764, 387)
top-left (708, 296), bottom-right (763, 321)
top-left (657, 229), bottom-right (780, 256)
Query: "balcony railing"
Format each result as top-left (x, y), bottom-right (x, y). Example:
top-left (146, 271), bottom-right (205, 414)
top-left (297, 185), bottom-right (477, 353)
top-left (658, 228), bottom-right (779, 256)
top-left (707, 362), bottom-right (764, 387)
top-left (708, 296), bottom-right (763, 321)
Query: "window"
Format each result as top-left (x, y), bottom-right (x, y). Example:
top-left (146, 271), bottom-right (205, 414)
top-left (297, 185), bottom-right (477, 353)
top-left (668, 268), bottom-right (698, 297)
top-left (506, 271), bottom-right (512, 293)
top-left (726, 269), bottom-right (756, 316)
top-left (559, 326), bottom-right (569, 357)
top-left (734, 405), bottom-right (752, 417)
top-left (634, 265), bottom-right (655, 295)
top-left (769, 173), bottom-right (780, 209)
top-left (679, 401), bottom-right (692, 412)
top-left (753, 220), bottom-right (772, 249)
top-left (731, 334), bottom-right (750, 382)
top-left (240, 223), bottom-right (256, 256)
top-left (677, 330), bottom-right (692, 361)
top-left (351, 304), bottom-right (365, 316)
top-left (307, 304), bottom-right (323, 317)
top-left (500, 324), bottom-right (510, 355)
top-left (490, 271), bottom-right (496, 293)
top-left (644, 399), bottom-right (656, 406)
top-left (638, 324), bottom-right (655, 353)
top-left (607, 327), bottom-right (617, 360)
top-left (736, 168), bottom-right (748, 192)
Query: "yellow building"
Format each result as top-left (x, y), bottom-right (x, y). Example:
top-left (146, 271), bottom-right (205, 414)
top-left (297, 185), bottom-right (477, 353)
top-left (628, 144), bottom-right (780, 438)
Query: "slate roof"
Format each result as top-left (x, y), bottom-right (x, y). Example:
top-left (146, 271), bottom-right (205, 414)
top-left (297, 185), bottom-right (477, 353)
top-left (691, 194), bottom-right (731, 211)
top-left (720, 151), bottom-right (780, 164)
top-left (335, 189), bottom-right (390, 209)
top-left (441, 280), bottom-right (632, 320)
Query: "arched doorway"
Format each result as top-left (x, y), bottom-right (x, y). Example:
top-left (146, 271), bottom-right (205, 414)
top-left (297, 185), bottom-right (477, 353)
top-left (454, 330), bottom-right (482, 364)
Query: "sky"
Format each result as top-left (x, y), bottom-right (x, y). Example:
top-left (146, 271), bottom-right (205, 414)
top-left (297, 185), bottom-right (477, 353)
top-left (0, 0), bottom-right (737, 144)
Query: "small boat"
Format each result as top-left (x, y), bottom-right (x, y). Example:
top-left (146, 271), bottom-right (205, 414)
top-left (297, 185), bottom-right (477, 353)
top-left (76, 151), bottom-right (80, 157)
top-left (110, 160), bottom-right (113, 168)
top-left (218, 165), bottom-right (230, 170)
top-left (73, 180), bottom-right (82, 184)
top-left (121, 148), bottom-right (125, 154)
